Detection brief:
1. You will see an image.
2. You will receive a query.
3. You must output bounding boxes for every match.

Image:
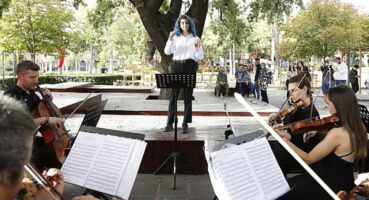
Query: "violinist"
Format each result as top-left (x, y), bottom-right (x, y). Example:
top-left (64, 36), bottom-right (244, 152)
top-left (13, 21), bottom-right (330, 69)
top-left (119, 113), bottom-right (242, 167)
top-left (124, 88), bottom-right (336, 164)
top-left (0, 96), bottom-right (97, 200)
top-left (269, 73), bottom-right (320, 174)
top-left (3, 60), bottom-right (64, 170)
top-left (276, 85), bottom-right (367, 199)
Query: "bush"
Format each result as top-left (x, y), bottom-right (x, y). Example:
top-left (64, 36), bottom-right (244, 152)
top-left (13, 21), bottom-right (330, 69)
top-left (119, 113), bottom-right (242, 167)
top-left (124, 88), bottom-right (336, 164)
top-left (0, 74), bottom-right (124, 90)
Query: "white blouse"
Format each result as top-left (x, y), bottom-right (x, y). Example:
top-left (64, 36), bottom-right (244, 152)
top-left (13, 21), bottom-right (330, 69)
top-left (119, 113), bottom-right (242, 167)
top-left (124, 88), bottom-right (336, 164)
top-left (164, 34), bottom-right (204, 61)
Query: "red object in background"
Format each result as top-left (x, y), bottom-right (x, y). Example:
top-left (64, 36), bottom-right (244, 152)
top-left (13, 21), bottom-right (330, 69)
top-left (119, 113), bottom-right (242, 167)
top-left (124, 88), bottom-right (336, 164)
top-left (58, 47), bottom-right (64, 68)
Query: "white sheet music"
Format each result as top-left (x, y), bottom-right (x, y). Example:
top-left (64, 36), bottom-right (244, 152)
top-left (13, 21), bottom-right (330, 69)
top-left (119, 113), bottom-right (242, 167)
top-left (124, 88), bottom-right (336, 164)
top-left (62, 131), bottom-right (146, 199)
top-left (208, 138), bottom-right (289, 200)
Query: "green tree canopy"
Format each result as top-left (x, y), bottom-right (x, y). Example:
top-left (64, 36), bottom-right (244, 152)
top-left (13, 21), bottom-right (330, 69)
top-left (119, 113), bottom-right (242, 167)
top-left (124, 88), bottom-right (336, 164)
top-left (278, 0), bottom-right (367, 60)
top-left (0, 0), bottom-right (75, 61)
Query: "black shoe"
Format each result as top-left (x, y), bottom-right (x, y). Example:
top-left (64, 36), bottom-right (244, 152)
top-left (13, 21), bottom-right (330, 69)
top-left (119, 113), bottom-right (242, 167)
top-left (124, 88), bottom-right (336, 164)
top-left (182, 123), bottom-right (189, 134)
top-left (164, 124), bottom-right (173, 132)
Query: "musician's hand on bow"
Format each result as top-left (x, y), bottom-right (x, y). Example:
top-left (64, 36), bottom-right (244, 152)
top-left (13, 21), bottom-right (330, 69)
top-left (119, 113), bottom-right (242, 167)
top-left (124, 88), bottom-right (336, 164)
top-left (303, 131), bottom-right (317, 143)
top-left (35, 168), bottom-right (64, 200)
top-left (273, 124), bottom-right (291, 141)
top-left (40, 88), bottom-right (53, 100)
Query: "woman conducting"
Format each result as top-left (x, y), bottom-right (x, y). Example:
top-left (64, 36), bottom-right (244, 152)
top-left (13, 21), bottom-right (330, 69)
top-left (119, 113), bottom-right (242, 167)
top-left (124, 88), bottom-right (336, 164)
top-left (163, 15), bottom-right (204, 134)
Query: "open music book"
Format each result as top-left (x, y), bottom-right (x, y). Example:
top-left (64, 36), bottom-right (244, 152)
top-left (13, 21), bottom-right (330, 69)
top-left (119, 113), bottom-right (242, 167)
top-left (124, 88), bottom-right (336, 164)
top-left (61, 128), bottom-right (146, 200)
top-left (205, 137), bottom-right (289, 200)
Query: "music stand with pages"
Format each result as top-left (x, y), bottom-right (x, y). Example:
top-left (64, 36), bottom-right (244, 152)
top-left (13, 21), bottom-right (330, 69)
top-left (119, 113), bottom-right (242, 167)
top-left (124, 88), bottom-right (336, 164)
top-left (154, 73), bottom-right (196, 190)
top-left (61, 126), bottom-right (146, 200)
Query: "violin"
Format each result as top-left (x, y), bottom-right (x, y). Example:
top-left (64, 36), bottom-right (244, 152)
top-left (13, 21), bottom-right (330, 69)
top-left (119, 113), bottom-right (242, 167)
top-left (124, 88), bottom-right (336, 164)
top-left (23, 164), bottom-right (65, 200)
top-left (279, 114), bottom-right (340, 134)
top-left (269, 100), bottom-right (304, 126)
top-left (32, 84), bottom-right (70, 165)
top-left (337, 184), bottom-right (369, 200)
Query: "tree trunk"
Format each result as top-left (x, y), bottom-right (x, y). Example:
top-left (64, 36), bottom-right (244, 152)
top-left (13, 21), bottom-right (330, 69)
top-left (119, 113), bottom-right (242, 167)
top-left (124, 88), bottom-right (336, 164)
top-left (130, 0), bottom-right (208, 99)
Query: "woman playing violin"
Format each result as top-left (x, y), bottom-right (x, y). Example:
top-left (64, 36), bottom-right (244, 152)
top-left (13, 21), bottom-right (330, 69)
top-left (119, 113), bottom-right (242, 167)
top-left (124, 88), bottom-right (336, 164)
top-left (269, 73), bottom-right (321, 174)
top-left (276, 85), bottom-right (367, 200)
top-left (3, 60), bottom-right (65, 170)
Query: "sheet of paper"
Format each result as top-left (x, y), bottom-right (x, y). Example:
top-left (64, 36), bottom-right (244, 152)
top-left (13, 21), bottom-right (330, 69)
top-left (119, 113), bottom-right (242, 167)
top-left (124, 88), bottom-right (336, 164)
top-left (62, 131), bottom-right (102, 186)
top-left (62, 131), bottom-right (143, 197)
top-left (208, 138), bottom-right (289, 200)
top-left (242, 138), bottom-right (290, 200)
top-left (211, 144), bottom-right (265, 200)
top-left (83, 134), bottom-right (135, 195)
top-left (116, 140), bottom-right (147, 199)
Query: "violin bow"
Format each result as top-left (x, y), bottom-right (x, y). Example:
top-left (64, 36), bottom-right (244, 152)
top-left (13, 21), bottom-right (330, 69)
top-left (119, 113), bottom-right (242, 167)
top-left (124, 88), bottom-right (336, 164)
top-left (234, 93), bottom-right (340, 200)
top-left (64, 93), bottom-right (92, 120)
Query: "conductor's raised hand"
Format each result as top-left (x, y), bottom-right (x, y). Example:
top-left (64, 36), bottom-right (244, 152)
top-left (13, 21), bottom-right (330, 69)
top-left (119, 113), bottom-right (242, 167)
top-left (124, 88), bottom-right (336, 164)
top-left (195, 37), bottom-right (202, 49)
top-left (169, 31), bottom-right (175, 41)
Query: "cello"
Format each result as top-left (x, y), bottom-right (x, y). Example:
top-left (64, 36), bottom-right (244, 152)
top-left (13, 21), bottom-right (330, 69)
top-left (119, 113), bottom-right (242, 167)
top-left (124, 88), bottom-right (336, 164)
top-left (32, 84), bottom-right (70, 166)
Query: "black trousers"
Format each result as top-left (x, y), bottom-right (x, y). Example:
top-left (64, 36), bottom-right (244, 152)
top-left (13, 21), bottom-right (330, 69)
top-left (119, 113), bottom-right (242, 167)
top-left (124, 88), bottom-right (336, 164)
top-left (261, 89), bottom-right (268, 103)
top-left (351, 81), bottom-right (359, 93)
top-left (167, 60), bottom-right (197, 124)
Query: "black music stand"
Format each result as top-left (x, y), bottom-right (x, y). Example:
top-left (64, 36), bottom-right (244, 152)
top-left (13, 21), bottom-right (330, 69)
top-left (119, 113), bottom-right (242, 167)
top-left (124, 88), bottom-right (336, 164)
top-left (153, 73), bottom-right (196, 190)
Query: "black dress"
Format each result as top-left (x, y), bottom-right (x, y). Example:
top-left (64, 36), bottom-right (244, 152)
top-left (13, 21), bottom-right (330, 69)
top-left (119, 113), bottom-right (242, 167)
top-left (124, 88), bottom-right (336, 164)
top-left (278, 152), bottom-right (355, 200)
top-left (270, 103), bottom-right (320, 174)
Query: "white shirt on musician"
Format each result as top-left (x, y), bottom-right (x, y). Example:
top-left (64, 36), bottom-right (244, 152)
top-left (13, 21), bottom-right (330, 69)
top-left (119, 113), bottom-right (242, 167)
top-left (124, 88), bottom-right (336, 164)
top-left (164, 34), bottom-right (204, 61)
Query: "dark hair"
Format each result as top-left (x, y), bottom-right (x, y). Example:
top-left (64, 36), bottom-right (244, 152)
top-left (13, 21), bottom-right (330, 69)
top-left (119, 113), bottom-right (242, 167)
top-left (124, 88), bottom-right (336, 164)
top-left (174, 15), bottom-right (197, 37)
top-left (16, 60), bottom-right (40, 74)
top-left (255, 57), bottom-right (260, 61)
top-left (297, 61), bottom-right (304, 67)
top-left (327, 85), bottom-right (367, 159)
top-left (288, 73), bottom-right (311, 95)
top-left (336, 57), bottom-right (341, 60)
top-left (354, 64), bottom-right (359, 69)
top-left (0, 96), bottom-right (35, 185)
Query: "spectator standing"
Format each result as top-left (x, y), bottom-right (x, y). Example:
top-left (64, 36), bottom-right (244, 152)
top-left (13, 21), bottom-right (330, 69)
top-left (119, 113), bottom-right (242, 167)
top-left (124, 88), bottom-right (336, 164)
top-left (321, 57), bottom-right (335, 95)
top-left (333, 57), bottom-right (348, 86)
top-left (254, 58), bottom-right (261, 100)
top-left (259, 64), bottom-right (269, 103)
top-left (349, 64), bottom-right (360, 93)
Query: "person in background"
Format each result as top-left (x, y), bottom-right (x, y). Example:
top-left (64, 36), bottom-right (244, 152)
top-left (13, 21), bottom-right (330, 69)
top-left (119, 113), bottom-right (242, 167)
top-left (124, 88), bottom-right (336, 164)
top-left (320, 57), bottom-right (335, 96)
top-left (297, 61), bottom-right (311, 81)
top-left (254, 58), bottom-right (261, 100)
top-left (333, 57), bottom-right (348, 86)
top-left (163, 14), bottom-right (204, 134)
top-left (235, 64), bottom-right (246, 96)
top-left (215, 65), bottom-right (229, 97)
top-left (349, 64), bottom-right (360, 93)
top-left (259, 63), bottom-right (269, 103)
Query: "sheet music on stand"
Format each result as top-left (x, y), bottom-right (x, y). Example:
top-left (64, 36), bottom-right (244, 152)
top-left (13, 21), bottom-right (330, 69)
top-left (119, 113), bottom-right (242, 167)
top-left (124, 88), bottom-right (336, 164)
top-left (205, 136), bottom-right (289, 200)
top-left (61, 126), bottom-right (146, 200)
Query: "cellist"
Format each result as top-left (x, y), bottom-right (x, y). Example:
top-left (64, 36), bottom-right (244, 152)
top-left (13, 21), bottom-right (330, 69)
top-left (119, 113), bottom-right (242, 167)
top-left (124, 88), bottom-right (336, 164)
top-left (3, 60), bottom-right (64, 170)
top-left (268, 73), bottom-right (321, 174)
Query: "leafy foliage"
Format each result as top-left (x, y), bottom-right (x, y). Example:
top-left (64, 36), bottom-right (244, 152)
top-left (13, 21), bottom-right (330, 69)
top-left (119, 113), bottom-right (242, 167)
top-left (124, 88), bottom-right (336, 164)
top-left (248, 0), bottom-right (304, 23)
top-left (0, 0), bottom-right (75, 60)
top-left (278, 0), bottom-right (367, 59)
top-left (0, 0), bottom-right (12, 17)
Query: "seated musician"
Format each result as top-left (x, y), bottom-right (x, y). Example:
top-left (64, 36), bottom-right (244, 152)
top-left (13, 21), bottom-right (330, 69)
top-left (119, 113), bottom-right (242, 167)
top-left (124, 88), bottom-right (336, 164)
top-left (0, 96), bottom-right (95, 200)
top-left (3, 60), bottom-right (64, 170)
top-left (275, 85), bottom-right (367, 199)
top-left (269, 73), bottom-right (320, 174)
